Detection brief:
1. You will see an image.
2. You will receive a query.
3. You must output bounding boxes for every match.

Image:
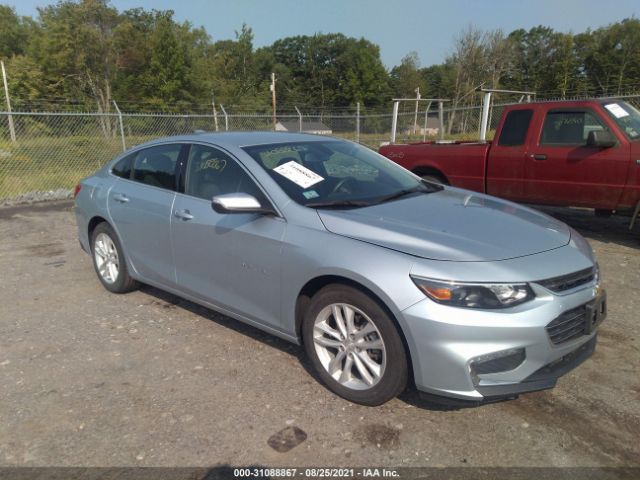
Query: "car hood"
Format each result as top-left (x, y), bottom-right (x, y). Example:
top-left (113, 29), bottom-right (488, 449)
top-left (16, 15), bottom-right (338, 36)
top-left (317, 189), bottom-right (571, 262)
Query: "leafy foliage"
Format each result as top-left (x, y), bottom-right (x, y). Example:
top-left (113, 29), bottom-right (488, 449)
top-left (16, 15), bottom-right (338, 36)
top-left (0, 1), bottom-right (639, 112)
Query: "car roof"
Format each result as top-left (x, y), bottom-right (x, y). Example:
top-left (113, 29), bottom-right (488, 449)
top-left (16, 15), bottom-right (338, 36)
top-left (133, 131), bottom-right (336, 150)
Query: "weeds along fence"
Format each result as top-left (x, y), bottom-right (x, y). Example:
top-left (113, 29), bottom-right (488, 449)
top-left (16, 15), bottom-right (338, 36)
top-left (1, 95), bottom-right (639, 201)
top-left (0, 108), bottom-right (402, 200)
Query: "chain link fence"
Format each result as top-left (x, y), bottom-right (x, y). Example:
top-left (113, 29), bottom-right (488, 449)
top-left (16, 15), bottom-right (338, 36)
top-left (1, 94), bottom-right (639, 202)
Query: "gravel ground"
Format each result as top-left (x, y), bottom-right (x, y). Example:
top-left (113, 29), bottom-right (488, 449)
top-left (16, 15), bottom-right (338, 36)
top-left (0, 189), bottom-right (73, 209)
top-left (0, 201), bottom-right (638, 468)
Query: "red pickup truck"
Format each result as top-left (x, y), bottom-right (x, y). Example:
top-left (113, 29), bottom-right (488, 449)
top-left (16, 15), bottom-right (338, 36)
top-left (379, 99), bottom-right (640, 220)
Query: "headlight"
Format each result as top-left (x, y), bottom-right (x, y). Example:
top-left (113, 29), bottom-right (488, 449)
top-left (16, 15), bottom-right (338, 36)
top-left (411, 276), bottom-right (535, 309)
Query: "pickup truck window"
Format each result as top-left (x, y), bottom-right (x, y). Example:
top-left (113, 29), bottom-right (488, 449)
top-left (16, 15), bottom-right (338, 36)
top-left (498, 109), bottom-right (533, 146)
top-left (602, 101), bottom-right (640, 140)
top-left (540, 110), bottom-right (609, 146)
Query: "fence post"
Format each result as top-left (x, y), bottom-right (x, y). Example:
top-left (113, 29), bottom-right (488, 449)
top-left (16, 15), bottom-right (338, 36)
top-left (479, 91), bottom-right (492, 142)
top-left (390, 100), bottom-right (399, 143)
top-left (1, 60), bottom-right (17, 144)
top-left (219, 104), bottom-right (229, 131)
top-left (356, 102), bottom-right (360, 143)
top-left (212, 97), bottom-right (219, 132)
top-left (438, 101), bottom-right (445, 141)
top-left (113, 100), bottom-right (126, 151)
top-left (295, 106), bottom-right (302, 132)
top-left (422, 101), bottom-right (432, 142)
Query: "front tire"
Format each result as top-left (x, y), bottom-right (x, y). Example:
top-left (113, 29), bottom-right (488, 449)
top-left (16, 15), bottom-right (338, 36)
top-left (302, 285), bottom-right (408, 406)
top-left (91, 222), bottom-right (139, 293)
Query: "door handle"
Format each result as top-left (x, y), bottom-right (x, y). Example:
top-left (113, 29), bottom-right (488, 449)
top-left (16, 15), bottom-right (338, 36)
top-left (112, 193), bottom-right (129, 203)
top-left (174, 209), bottom-right (194, 220)
top-left (531, 154), bottom-right (547, 161)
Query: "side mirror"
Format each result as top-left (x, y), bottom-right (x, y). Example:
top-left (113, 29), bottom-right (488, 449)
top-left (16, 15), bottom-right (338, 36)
top-left (587, 130), bottom-right (616, 148)
top-left (212, 193), bottom-right (275, 215)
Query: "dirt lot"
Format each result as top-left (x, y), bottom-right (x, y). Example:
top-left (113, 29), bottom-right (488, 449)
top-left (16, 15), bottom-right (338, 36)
top-left (0, 201), bottom-right (638, 468)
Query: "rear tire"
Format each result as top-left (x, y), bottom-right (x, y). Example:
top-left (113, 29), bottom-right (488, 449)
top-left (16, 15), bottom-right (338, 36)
top-left (302, 285), bottom-right (408, 406)
top-left (90, 222), bottom-right (139, 293)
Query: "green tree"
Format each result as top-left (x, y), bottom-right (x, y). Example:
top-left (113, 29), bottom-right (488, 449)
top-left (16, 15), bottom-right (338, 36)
top-left (32, 0), bottom-right (119, 118)
top-left (0, 6), bottom-right (35, 58)
top-left (577, 18), bottom-right (640, 95)
top-left (390, 52), bottom-right (424, 98)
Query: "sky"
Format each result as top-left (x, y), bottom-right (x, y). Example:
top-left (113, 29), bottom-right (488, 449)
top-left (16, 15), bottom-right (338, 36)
top-left (5, 0), bottom-right (640, 68)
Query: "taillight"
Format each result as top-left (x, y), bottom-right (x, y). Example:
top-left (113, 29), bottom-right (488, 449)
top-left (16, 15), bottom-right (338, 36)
top-left (73, 183), bottom-right (82, 199)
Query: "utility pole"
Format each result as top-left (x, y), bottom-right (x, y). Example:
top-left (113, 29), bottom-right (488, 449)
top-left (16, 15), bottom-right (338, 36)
top-left (270, 73), bottom-right (277, 130)
top-left (1, 60), bottom-right (16, 144)
top-left (413, 87), bottom-right (421, 135)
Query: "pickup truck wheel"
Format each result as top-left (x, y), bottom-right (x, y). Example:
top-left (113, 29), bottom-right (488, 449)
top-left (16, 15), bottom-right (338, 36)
top-left (595, 209), bottom-right (612, 218)
top-left (421, 174), bottom-right (447, 185)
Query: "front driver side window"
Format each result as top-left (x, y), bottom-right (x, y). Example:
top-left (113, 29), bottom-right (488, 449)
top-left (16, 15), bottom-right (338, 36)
top-left (185, 144), bottom-right (264, 202)
top-left (540, 110), bottom-right (610, 146)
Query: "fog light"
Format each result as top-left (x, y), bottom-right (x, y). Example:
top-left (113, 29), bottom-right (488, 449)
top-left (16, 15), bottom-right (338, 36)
top-left (469, 348), bottom-right (526, 385)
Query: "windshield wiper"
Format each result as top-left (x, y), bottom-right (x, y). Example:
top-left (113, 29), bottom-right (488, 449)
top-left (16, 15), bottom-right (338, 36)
top-left (305, 199), bottom-right (371, 209)
top-left (373, 185), bottom-right (432, 205)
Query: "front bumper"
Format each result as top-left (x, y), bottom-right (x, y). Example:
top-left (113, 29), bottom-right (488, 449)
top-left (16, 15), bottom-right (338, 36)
top-left (400, 282), bottom-right (604, 404)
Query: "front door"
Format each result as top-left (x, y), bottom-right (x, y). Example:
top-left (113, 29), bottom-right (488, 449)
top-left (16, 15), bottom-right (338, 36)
top-left (523, 107), bottom-right (629, 208)
top-left (171, 144), bottom-right (285, 329)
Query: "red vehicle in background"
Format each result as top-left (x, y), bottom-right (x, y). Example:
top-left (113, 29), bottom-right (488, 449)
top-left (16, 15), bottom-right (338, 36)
top-left (379, 98), bottom-right (640, 225)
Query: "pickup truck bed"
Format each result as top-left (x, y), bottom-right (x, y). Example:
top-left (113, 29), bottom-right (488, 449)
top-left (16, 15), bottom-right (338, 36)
top-left (383, 141), bottom-right (490, 192)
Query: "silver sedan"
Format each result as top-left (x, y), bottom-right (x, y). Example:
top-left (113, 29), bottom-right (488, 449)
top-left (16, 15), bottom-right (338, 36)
top-left (74, 132), bottom-right (606, 406)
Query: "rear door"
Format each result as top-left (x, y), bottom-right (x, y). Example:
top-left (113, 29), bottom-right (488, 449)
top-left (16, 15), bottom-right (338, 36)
top-left (486, 107), bottom-right (534, 201)
top-left (523, 106), bottom-right (629, 208)
top-left (108, 143), bottom-right (186, 287)
top-left (171, 143), bottom-right (285, 328)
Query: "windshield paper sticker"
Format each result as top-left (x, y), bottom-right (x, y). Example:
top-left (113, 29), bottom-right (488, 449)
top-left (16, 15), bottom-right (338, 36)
top-left (604, 103), bottom-right (630, 118)
top-left (274, 161), bottom-right (324, 188)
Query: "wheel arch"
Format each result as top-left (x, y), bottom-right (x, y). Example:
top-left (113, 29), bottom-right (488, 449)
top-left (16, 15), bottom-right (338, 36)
top-left (412, 166), bottom-right (449, 184)
top-left (88, 215), bottom-right (109, 241)
top-left (294, 274), bottom-right (415, 386)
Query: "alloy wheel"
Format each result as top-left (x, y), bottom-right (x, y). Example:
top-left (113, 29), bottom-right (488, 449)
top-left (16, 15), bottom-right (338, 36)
top-left (312, 303), bottom-right (386, 390)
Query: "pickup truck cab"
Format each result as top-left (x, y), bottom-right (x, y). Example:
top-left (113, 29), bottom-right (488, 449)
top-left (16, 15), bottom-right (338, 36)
top-left (379, 99), bottom-right (640, 217)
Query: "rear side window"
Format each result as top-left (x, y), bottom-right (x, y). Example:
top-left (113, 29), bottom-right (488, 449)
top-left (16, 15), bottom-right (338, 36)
top-left (131, 144), bottom-right (182, 190)
top-left (498, 109), bottom-right (533, 146)
top-left (540, 110), bottom-right (609, 146)
top-left (111, 153), bottom-right (133, 179)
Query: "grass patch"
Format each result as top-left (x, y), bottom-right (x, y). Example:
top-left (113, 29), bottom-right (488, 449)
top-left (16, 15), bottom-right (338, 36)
top-left (0, 130), bottom-right (490, 200)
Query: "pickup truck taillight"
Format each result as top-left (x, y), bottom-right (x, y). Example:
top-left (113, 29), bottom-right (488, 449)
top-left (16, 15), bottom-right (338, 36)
top-left (73, 183), bottom-right (82, 199)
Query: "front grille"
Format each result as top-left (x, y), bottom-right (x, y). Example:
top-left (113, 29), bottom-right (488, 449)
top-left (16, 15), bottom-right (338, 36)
top-left (546, 306), bottom-right (588, 344)
top-left (537, 267), bottom-right (595, 293)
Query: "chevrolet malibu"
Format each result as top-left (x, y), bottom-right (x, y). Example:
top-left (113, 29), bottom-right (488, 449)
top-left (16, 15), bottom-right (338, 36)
top-left (74, 132), bottom-right (606, 406)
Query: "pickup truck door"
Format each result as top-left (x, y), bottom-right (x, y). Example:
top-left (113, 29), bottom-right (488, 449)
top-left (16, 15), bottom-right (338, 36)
top-left (486, 107), bottom-right (534, 201)
top-left (523, 106), bottom-right (629, 209)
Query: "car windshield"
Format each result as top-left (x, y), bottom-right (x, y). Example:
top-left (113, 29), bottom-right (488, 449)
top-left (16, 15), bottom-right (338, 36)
top-left (601, 100), bottom-right (640, 140)
top-left (242, 140), bottom-right (441, 208)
